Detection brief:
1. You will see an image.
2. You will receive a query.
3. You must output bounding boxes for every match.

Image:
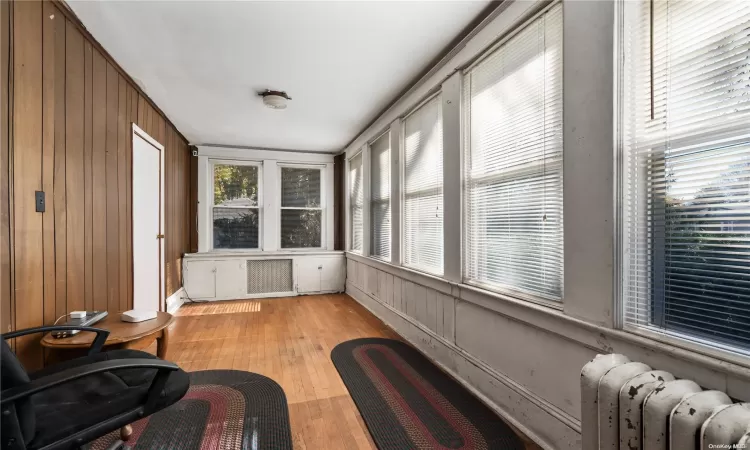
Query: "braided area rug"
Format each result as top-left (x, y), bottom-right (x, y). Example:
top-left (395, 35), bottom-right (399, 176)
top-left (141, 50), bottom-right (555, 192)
top-left (332, 338), bottom-right (524, 450)
top-left (87, 370), bottom-right (292, 450)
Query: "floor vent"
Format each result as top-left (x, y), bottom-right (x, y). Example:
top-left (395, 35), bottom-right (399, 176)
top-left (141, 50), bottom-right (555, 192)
top-left (581, 353), bottom-right (750, 450)
top-left (246, 259), bottom-right (293, 295)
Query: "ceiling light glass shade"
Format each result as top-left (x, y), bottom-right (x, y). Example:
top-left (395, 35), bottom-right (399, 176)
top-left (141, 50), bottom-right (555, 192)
top-left (263, 94), bottom-right (287, 109)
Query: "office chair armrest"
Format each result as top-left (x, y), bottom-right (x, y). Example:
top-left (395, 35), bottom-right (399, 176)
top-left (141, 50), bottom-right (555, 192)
top-left (0, 358), bottom-right (180, 407)
top-left (2, 325), bottom-right (110, 355)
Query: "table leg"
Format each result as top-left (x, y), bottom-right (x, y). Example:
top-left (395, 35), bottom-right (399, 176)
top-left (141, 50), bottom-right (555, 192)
top-left (156, 326), bottom-right (169, 359)
top-left (120, 424), bottom-right (133, 441)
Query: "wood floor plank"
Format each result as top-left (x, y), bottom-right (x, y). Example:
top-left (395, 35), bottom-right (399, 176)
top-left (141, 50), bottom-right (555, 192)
top-left (161, 294), bottom-right (537, 449)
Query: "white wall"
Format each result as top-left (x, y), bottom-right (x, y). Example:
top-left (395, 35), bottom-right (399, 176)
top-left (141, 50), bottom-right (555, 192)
top-left (341, 1), bottom-right (750, 448)
top-left (196, 145), bottom-right (335, 252)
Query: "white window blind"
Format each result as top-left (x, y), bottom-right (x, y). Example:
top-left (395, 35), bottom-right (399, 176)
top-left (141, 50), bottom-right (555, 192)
top-left (463, 4), bottom-right (563, 301)
top-left (403, 95), bottom-right (443, 275)
top-left (370, 132), bottom-right (391, 261)
top-left (349, 152), bottom-right (364, 253)
top-left (280, 167), bottom-right (323, 249)
top-left (621, 0), bottom-right (750, 353)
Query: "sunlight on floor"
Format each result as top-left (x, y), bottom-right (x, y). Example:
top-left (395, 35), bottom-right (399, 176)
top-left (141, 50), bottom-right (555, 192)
top-left (176, 300), bottom-right (262, 316)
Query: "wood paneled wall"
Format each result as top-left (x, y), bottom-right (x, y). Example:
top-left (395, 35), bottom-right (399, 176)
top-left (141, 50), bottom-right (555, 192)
top-left (1, 0), bottom-right (197, 367)
top-left (334, 153), bottom-right (345, 251)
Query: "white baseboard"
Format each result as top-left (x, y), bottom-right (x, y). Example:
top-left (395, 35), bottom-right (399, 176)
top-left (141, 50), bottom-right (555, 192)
top-left (347, 281), bottom-right (581, 450)
top-left (166, 288), bottom-right (186, 314)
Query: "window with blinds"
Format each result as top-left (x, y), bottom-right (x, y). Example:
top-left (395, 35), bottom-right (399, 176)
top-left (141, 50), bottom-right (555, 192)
top-left (280, 166), bottom-right (323, 249)
top-left (349, 152), bottom-right (364, 253)
top-left (463, 4), bottom-right (563, 301)
top-left (370, 132), bottom-right (391, 261)
top-left (620, 0), bottom-right (750, 353)
top-left (403, 95), bottom-right (443, 275)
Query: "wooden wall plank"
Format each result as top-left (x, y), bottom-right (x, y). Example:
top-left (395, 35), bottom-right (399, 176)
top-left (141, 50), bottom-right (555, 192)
top-left (333, 153), bottom-right (344, 251)
top-left (83, 39), bottom-right (93, 312)
top-left (41, 3), bottom-right (57, 325)
top-left (13, 0), bottom-right (44, 367)
top-left (127, 85), bottom-right (136, 308)
top-left (165, 127), bottom-right (173, 298)
top-left (53, 8), bottom-right (66, 320)
top-left (0, 0), bottom-right (13, 336)
top-left (178, 136), bottom-right (185, 287)
top-left (105, 62), bottom-right (119, 312)
top-left (190, 146), bottom-right (198, 253)
top-left (117, 75), bottom-right (128, 311)
top-left (91, 48), bottom-right (107, 312)
top-left (137, 95), bottom-right (146, 131)
top-left (65, 22), bottom-right (85, 313)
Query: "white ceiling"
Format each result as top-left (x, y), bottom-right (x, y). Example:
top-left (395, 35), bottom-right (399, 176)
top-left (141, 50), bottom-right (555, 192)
top-left (68, 0), bottom-right (490, 153)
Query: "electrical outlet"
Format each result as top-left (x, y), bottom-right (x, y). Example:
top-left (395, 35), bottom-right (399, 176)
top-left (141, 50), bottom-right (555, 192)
top-left (35, 191), bottom-right (45, 213)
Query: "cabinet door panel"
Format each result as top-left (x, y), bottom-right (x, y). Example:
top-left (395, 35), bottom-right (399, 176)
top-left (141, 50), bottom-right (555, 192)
top-left (184, 261), bottom-right (216, 299)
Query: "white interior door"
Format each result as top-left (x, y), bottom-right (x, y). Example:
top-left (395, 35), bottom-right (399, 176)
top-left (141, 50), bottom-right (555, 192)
top-left (132, 125), bottom-right (165, 311)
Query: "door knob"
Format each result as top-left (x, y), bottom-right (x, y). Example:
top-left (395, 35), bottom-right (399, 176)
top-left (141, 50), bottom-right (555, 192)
top-left (156, 234), bottom-right (165, 239)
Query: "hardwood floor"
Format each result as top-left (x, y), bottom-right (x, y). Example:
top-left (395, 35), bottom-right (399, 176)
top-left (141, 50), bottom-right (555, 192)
top-left (155, 293), bottom-right (538, 450)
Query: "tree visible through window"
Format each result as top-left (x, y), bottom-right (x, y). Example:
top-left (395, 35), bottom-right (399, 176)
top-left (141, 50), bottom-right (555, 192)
top-left (212, 164), bottom-right (260, 249)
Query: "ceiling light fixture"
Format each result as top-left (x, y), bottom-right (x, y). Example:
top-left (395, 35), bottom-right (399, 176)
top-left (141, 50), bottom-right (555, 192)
top-left (259, 90), bottom-right (291, 110)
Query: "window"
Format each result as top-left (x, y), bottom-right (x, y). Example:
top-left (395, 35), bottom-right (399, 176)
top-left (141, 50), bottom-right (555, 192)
top-left (403, 95), bottom-right (443, 275)
top-left (370, 132), bottom-right (391, 260)
top-left (349, 152), bottom-right (364, 253)
top-left (280, 166), bottom-right (323, 248)
top-left (212, 162), bottom-right (260, 249)
top-left (463, 4), bottom-right (563, 301)
top-left (620, 0), bottom-right (750, 353)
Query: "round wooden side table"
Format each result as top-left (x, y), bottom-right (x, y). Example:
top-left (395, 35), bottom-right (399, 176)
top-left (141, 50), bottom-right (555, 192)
top-left (41, 311), bottom-right (173, 361)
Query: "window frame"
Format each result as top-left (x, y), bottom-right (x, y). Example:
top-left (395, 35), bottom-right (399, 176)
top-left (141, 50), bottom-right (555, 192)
top-left (209, 158), bottom-right (263, 252)
top-left (400, 92), bottom-right (444, 276)
top-left (616, 0), bottom-right (750, 358)
top-left (348, 150), bottom-right (365, 254)
top-left (369, 129), bottom-right (392, 262)
top-left (460, 3), bottom-right (564, 304)
top-left (277, 163), bottom-right (326, 251)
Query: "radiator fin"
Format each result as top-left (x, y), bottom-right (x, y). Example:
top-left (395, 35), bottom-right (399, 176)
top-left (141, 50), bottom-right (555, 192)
top-left (619, 370), bottom-right (674, 450)
top-left (670, 391), bottom-right (732, 450)
top-left (701, 404), bottom-right (750, 450)
top-left (246, 259), bottom-right (293, 294)
top-left (642, 379), bottom-right (701, 450)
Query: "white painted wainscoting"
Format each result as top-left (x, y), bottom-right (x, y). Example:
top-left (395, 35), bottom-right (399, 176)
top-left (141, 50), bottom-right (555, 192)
top-left (344, 253), bottom-right (750, 450)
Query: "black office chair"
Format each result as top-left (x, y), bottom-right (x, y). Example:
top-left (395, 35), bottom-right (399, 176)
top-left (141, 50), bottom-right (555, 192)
top-left (0, 325), bottom-right (190, 450)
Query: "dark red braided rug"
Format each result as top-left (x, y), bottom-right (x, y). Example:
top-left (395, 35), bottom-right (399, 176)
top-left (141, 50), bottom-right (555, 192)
top-left (86, 370), bottom-right (292, 450)
top-left (332, 338), bottom-right (524, 450)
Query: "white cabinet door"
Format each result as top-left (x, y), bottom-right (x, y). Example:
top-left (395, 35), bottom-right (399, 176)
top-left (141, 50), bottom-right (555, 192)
top-left (184, 260), bottom-right (217, 299)
top-left (296, 256), bottom-right (345, 293)
top-left (215, 259), bottom-right (247, 299)
top-left (296, 259), bottom-right (322, 294)
top-left (321, 257), bottom-right (345, 292)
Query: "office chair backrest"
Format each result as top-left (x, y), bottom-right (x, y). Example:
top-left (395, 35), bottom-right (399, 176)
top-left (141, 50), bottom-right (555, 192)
top-left (1, 339), bottom-right (36, 446)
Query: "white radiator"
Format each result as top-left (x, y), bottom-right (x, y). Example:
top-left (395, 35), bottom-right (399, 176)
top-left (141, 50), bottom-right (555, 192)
top-left (581, 354), bottom-right (750, 450)
top-left (246, 259), bottom-right (294, 295)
